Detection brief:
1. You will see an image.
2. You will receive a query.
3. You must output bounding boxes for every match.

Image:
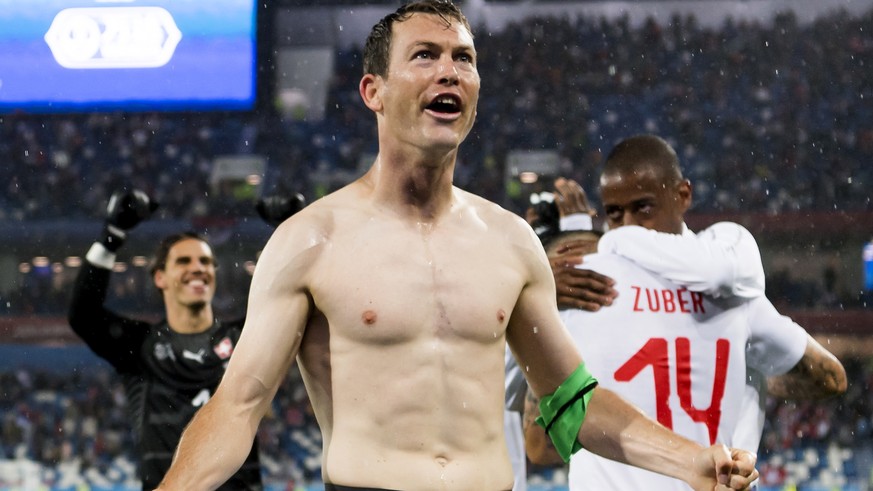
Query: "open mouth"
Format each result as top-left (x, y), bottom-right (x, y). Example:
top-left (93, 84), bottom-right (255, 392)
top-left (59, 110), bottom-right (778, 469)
top-left (426, 94), bottom-right (461, 114)
top-left (185, 278), bottom-right (210, 292)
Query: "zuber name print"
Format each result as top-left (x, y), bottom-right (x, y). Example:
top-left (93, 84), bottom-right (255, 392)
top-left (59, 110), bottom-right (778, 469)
top-left (631, 286), bottom-right (705, 314)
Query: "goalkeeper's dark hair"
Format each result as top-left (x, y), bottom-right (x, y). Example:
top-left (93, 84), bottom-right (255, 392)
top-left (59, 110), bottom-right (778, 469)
top-left (150, 231), bottom-right (215, 276)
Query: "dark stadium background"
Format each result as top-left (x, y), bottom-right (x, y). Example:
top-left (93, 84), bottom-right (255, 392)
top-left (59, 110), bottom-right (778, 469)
top-left (1, 0), bottom-right (871, 489)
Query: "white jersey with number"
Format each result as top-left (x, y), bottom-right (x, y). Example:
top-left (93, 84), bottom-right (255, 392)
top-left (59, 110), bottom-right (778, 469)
top-left (565, 253), bottom-right (806, 491)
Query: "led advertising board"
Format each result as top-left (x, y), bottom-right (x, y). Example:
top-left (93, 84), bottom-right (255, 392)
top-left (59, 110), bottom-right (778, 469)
top-left (0, 0), bottom-right (257, 113)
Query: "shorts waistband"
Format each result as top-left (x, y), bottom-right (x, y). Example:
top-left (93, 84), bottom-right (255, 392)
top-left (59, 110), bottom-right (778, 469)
top-left (324, 485), bottom-right (400, 491)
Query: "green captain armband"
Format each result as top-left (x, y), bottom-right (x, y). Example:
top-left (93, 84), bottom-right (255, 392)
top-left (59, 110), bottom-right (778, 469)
top-left (535, 362), bottom-right (598, 462)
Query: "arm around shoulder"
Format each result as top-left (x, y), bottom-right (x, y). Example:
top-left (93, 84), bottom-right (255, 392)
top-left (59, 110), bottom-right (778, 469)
top-left (598, 223), bottom-right (766, 298)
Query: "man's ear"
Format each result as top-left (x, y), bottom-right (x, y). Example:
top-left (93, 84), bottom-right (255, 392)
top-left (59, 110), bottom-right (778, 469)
top-left (153, 270), bottom-right (166, 291)
top-left (677, 178), bottom-right (693, 212)
top-left (359, 74), bottom-right (383, 112)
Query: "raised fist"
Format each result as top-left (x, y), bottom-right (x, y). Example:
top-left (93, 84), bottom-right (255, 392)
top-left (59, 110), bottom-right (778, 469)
top-left (100, 189), bottom-right (159, 252)
top-left (256, 193), bottom-right (306, 228)
top-left (106, 189), bottom-right (159, 230)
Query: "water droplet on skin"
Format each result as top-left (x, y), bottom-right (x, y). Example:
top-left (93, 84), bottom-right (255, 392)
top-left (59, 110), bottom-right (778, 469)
top-left (532, 326), bottom-right (539, 334)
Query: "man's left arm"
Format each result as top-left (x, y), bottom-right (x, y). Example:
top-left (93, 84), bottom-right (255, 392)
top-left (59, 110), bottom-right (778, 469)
top-left (766, 335), bottom-right (847, 399)
top-left (579, 387), bottom-right (757, 490)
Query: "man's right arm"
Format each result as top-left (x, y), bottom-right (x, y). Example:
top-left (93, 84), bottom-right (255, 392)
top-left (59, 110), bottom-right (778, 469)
top-left (598, 222), bottom-right (766, 298)
top-left (69, 189), bottom-right (157, 365)
top-left (68, 243), bottom-right (116, 331)
top-left (156, 213), bottom-right (321, 491)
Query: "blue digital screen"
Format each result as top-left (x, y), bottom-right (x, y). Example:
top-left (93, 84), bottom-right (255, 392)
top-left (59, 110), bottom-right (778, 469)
top-left (0, 0), bottom-right (257, 113)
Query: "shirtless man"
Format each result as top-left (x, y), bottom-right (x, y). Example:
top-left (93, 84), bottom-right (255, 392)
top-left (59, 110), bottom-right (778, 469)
top-left (156, 3), bottom-right (758, 490)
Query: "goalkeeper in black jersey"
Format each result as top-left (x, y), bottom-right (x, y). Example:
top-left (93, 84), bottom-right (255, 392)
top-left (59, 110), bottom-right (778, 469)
top-left (68, 189), bottom-right (304, 489)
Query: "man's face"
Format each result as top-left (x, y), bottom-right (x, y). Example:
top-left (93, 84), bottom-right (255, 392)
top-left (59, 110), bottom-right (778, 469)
top-left (599, 168), bottom-right (690, 234)
top-left (154, 238), bottom-right (216, 309)
top-left (371, 13), bottom-right (480, 152)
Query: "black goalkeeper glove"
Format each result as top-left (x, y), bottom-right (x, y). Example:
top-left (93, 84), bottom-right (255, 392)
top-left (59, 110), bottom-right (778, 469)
top-left (256, 193), bottom-right (306, 228)
top-left (99, 189), bottom-right (159, 252)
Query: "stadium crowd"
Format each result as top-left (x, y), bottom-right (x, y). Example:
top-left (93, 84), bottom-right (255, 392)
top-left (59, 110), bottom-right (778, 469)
top-left (0, 6), bottom-right (872, 490)
top-left (0, 365), bottom-right (321, 490)
top-left (3, 8), bottom-right (872, 315)
top-left (1, 8), bottom-right (872, 222)
top-left (0, 358), bottom-right (869, 490)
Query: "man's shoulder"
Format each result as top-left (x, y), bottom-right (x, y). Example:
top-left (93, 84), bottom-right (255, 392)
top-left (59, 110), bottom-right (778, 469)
top-left (456, 188), bottom-right (529, 228)
top-left (272, 191), bottom-right (346, 237)
top-left (697, 221), bottom-right (759, 244)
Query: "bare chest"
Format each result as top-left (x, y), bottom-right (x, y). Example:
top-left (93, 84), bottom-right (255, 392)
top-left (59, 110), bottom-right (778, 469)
top-left (309, 223), bottom-right (525, 345)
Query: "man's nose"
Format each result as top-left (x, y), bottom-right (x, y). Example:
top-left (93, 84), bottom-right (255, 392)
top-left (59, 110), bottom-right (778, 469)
top-left (615, 212), bottom-right (637, 228)
top-left (437, 56), bottom-right (459, 85)
top-left (621, 213), bottom-right (638, 227)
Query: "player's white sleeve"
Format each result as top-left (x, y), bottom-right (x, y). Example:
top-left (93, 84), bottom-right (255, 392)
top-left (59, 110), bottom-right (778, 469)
top-left (596, 222), bottom-right (765, 298)
top-left (744, 296), bottom-right (808, 376)
top-left (85, 242), bottom-right (117, 270)
top-left (560, 213), bottom-right (593, 231)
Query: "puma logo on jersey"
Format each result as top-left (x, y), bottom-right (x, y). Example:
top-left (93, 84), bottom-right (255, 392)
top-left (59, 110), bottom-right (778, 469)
top-left (631, 286), bottom-right (705, 314)
top-left (182, 349), bottom-right (207, 364)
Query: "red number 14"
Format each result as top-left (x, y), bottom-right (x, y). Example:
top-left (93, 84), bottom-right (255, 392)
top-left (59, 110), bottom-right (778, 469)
top-left (613, 337), bottom-right (729, 444)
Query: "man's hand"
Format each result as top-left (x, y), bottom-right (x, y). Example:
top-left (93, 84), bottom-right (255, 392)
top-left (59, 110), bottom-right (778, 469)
top-left (553, 177), bottom-right (595, 218)
top-left (549, 239), bottom-right (616, 311)
top-left (100, 188), bottom-right (159, 252)
top-left (688, 444), bottom-right (758, 491)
